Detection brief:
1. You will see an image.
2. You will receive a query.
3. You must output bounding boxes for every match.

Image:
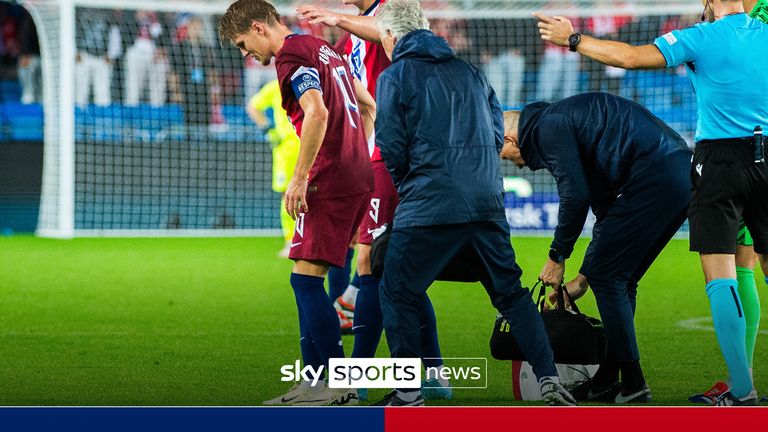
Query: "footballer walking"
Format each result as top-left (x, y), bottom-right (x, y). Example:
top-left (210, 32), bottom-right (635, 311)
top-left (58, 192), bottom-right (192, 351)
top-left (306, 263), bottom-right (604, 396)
top-left (297, 0), bottom-right (452, 402)
top-left (219, 0), bottom-right (375, 406)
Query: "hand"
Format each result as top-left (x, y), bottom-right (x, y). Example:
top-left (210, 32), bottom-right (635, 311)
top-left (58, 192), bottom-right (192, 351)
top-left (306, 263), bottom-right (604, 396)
top-left (296, 6), bottom-right (340, 27)
top-left (544, 274), bottom-right (588, 310)
top-left (539, 258), bottom-right (565, 288)
top-left (533, 13), bottom-right (575, 47)
top-left (285, 175), bottom-right (309, 220)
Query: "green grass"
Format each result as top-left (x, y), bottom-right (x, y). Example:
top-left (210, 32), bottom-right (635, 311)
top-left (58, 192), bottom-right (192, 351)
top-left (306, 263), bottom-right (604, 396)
top-left (0, 235), bottom-right (765, 405)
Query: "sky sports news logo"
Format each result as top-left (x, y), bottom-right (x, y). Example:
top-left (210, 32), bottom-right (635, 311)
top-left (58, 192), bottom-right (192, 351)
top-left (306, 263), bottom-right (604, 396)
top-left (281, 358), bottom-right (487, 389)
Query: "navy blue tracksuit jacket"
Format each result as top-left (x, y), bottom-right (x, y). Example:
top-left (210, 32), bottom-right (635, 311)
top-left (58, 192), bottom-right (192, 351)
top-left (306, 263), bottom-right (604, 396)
top-left (518, 92), bottom-right (692, 363)
top-left (375, 30), bottom-right (558, 380)
top-left (518, 92), bottom-right (692, 260)
top-left (375, 29), bottom-right (507, 229)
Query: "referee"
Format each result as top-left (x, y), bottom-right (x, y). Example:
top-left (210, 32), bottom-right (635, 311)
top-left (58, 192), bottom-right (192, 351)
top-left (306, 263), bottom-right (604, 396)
top-left (535, 0), bottom-right (768, 405)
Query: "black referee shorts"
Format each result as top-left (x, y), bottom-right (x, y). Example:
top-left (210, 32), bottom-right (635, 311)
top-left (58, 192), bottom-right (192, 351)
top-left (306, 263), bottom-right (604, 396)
top-left (689, 138), bottom-right (768, 254)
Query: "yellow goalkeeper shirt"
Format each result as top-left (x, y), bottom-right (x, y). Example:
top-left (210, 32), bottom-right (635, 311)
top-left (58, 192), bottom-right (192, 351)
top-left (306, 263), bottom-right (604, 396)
top-left (249, 80), bottom-right (300, 193)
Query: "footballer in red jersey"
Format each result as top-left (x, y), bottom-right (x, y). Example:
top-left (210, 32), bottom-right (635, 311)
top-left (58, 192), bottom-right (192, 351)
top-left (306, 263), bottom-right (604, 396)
top-left (220, 0), bottom-right (375, 406)
top-left (298, 0), bottom-right (397, 249)
top-left (296, 0), bottom-right (452, 403)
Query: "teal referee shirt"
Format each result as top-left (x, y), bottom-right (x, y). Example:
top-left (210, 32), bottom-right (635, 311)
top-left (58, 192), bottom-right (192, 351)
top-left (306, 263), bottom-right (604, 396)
top-left (654, 14), bottom-right (768, 141)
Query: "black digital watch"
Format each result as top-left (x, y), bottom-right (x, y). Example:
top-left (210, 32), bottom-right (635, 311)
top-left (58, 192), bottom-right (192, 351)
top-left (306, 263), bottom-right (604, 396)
top-left (568, 33), bottom-right (582, 52)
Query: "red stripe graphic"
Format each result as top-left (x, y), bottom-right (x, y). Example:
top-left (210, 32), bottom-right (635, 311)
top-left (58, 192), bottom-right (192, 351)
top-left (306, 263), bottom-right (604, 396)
top-left (385, 407), bottom-right (768, 432)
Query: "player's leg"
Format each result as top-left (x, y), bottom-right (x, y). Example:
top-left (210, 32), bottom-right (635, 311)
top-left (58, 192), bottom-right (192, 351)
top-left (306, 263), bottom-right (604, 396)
top-left (378, 224), bottom-right (467, 406)
top-left (268, 194), bottom-right (367, 405)
top-left (761, 253), bottom-right (768, 283)
top-left (338, 272), bottom-right (360, 310)
top-left (351, 242), bottom-right (383, 359)
top-left (735, 235), bottom-right (759, 376)
top-left (264, 257), bottom-right (338, 405)
top-left (290, 259), bottom-right (341, 362)
top-left (327, 247), bottom-right (354, 303)
top-left (328, 245), bottom-right (354, 334)
top-left (691, 237), bottom-right (760, 403)
top-left (263, 296), bottom-right (326, 405)
top-left (352, 164), bottom-right (394, 362)
top-left (690, 143), bottom-right (755, 405)
top-left (470, 220), bottom-right (574, 405)
top-left (741, 159), bottom-right (768, 385)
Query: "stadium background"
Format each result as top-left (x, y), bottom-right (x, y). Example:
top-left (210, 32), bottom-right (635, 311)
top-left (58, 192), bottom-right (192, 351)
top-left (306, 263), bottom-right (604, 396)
top-left (0, 0), bottom-right (765, 405)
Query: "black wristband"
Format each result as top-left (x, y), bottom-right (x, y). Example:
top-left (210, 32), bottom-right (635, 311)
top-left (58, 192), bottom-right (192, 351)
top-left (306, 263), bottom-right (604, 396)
top-left (549, 247), bottom-right (566, 264)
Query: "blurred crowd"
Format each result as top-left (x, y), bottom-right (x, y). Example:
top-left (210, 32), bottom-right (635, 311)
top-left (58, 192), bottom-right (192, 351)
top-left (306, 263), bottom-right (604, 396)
top-left (0, 3), bottom-right (40, 104)
top-left (0, 0), bottom-right (697, 128)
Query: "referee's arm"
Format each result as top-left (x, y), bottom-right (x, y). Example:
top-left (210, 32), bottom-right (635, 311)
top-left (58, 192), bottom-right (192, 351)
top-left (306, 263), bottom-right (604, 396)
top-left (534, 13), bottom-right (667, 70)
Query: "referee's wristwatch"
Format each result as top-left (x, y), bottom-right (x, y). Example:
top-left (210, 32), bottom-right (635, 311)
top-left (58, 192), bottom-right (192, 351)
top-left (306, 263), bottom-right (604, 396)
top-left (549, 247), bottom-right (566, 264)
top-left (568, 33), bottom-right (582, 52)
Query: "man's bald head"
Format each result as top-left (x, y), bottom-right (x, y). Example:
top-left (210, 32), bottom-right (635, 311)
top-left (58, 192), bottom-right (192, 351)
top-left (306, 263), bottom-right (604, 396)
top-left (501, 110), bottom-right (525, 167)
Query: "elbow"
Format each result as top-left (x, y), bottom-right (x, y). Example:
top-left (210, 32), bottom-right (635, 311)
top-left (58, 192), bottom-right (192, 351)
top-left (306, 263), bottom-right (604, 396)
top-left (360, 99), bottom-right (376, 120)
top-left (366, 104), bottom-right (377, 124)
top-left (620, 50), bottom-right (644, 70)
top-left (306, 104), bottom-right (329, 124)
top-left (622, 55), bottom-right (639, 70)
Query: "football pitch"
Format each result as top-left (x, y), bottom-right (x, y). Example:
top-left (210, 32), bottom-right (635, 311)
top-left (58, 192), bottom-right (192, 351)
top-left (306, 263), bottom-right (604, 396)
top-left (1, 235), bottom-right (765, 406)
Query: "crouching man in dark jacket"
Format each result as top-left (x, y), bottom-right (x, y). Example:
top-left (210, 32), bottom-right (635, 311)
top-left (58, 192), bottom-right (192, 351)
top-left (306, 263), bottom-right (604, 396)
top-left (372, 0), bottom-right (575, 406)
top-left (501, 92), bottom-right (692, 404)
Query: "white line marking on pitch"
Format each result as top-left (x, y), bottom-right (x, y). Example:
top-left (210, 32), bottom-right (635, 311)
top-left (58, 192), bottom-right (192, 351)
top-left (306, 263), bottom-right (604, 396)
top-left (676, 317), bottom-right (768, 335)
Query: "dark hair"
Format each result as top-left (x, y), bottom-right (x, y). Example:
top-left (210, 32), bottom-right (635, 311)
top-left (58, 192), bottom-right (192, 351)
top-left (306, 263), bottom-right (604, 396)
top-left (218, 0), bottom-right (280, 44)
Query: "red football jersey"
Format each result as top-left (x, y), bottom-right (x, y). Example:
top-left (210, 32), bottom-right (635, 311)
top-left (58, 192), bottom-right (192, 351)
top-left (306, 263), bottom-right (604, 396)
top-left (275, 34), bottom-right (374, 200)
top-left (339, 0), bottom-right (391, 161)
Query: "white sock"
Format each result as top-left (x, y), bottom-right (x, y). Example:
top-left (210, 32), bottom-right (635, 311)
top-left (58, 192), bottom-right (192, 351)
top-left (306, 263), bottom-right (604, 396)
top-left (341, 285), bottom-right (359, 306)
top-left (396, 390), bottom-right (421, 402)
top-left (539, 376), bottom-right (560, 385)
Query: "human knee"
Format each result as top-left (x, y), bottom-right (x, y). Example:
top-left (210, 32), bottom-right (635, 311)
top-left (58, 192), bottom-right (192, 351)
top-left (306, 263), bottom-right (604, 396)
top-left (736, 245), bottom-right (757, 269)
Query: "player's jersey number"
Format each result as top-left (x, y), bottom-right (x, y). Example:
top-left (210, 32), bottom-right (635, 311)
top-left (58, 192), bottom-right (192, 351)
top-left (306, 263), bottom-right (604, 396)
top-left (331, 66), bottom-right (360, 129)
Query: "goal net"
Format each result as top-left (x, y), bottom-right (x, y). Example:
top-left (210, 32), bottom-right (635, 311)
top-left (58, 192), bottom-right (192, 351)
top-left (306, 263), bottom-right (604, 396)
top-left (24, 0), bottom-right (701, 237)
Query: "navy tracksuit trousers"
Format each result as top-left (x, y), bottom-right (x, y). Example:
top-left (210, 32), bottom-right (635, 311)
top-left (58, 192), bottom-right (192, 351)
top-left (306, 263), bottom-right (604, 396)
top-left (580, 151), bottom-right (692, 363)
top-left (380, 220), bottom-right (558, 380)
